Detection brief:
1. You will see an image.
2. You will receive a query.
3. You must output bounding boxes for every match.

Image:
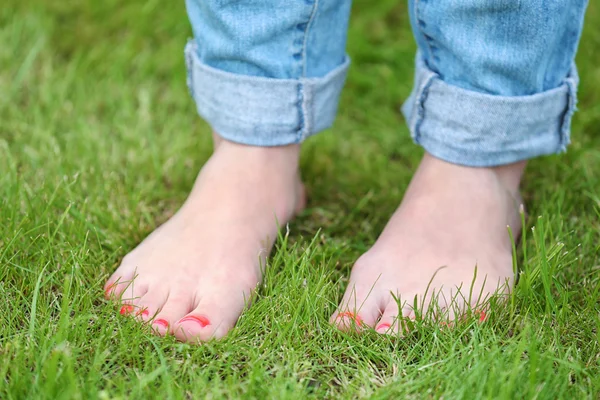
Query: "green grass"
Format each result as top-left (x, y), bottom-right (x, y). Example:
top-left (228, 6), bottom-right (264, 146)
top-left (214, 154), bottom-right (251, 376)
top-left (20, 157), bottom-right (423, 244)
top-left (1, 0), bottom-right (599, 398)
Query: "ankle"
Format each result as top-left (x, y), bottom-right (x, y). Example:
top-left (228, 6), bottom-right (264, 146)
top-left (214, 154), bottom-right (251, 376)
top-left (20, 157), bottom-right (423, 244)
top-left (195, 132), bottom-right (305, 221)
top-left (422, 152), bottom-right (525, 196)
top-left (212, 131), bottom-right (301, 169)
top-left (492, 161), bottom-right (527, 195)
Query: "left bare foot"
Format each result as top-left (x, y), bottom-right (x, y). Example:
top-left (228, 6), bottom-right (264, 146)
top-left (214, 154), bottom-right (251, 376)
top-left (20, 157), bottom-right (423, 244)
top-left (331, 153), bottom-right (525, 333)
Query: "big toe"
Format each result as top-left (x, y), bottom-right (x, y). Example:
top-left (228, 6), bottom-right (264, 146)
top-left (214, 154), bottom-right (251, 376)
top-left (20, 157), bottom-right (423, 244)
top-left (145, 291), bottom-right (194, 337)
top-left (331, 279), bottom-right (382, 331)
top-left (172, 294), bottom-right (245, 343)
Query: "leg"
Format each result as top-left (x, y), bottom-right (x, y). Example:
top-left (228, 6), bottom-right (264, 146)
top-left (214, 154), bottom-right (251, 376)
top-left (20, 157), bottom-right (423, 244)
top-left (333, 0), bottom-right (588, 332)
top-left (105, 0), bottom-right (352, 342)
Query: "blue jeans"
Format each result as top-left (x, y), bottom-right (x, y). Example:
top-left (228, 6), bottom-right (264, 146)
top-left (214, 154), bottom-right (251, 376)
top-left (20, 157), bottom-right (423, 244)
top-left (184, 0), bottom-right (588, 167)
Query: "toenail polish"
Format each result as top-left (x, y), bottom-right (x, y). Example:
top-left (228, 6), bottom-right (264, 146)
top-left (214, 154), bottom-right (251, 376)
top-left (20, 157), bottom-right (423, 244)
top-left (477, 310), bottom-right (487, 322)
top-left (179, 315), bottom-right (211, 328)
top-left (105, 283), bottom-right (115, 298)
top-left (120, 305), bottom-right (134, 315)
top-left (337, 311), bottom-right (362, 325)
top-left (153, 319), bottom-right (169, 329)
top-left (376, 323), bottom-right (391, 332)
top-left (137, 309), bottom-right (149, 317)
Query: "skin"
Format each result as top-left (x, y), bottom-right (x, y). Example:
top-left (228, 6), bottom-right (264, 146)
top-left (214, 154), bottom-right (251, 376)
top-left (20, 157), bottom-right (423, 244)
top-left (105, 134), bottom-right (304, 342)
top-left (331, 154), bottom-right (525, 333)
top-left (105, 135), bottom-right (525, 342)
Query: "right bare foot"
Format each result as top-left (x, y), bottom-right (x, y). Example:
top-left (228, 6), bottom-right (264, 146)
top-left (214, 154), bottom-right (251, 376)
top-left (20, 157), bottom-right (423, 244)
top-left (104, 135), bottom-right (305, 343)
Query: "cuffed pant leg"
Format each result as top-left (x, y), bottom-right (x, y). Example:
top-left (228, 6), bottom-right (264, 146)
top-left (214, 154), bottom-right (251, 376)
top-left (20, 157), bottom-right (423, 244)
top-left (185, 0), bottom-right (353, 146)
top-left (403, 0), bottom-right (588, 167)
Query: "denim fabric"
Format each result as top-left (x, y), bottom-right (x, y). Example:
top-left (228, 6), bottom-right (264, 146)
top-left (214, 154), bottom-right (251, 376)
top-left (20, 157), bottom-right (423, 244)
top-left (403, 0), bottom-right (588, 166)
top-left (185, 0), bottom-right (588, 166)
top-left (401, 55), bottom-right (579, 166)
top-left (185, 0), bottom-right (352, 145)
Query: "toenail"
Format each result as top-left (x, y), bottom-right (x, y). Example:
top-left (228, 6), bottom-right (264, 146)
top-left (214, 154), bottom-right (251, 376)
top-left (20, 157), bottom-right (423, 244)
top-left (179, 315), bottom-right (211, 328)
top-left (136, 309), bottom-right (149, 317)
top-left (440, 321), bottom-right (454, 329)
top-left (105, 283), bottom-right (115, 298)
top-left (153, 319), bottom-right (169, 329)
top-left (119, 305), bottom-right (134, 315)
top-left (337, 311), bottom-right (362, 325)
top-left (375, 322), bottom-right (391, 331)
top-left (476, 310), bottom-right (487, 322)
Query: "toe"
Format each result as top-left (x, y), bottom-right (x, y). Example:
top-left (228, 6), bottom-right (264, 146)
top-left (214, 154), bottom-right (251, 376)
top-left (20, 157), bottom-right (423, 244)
top-left (475, 309), bottom-right (488, 323)
top-left (133, 285), bottom-right (170, 322)
top-left (394, 287), bottom-right (470, 327)
top-left (174, 314), bottom-right (214, 342)
top-left (105, 257), bottom-right (149, 301)
top-left (331, 281), bottom-right (382, 331)
top-left (149, 291), bottom-right (194, 336)
top-left (104, 266), bottom-right (136, 300)
top-left (375, 300), bottom-right (414, 335)
top-left (173, 294), bottom-right (244, 343)
top-left (119, 279), bottom-right (148, 307)
top-left (113, 275), bottom-right (148, 318)
top-left (427, 287), bottom-right (470, 323)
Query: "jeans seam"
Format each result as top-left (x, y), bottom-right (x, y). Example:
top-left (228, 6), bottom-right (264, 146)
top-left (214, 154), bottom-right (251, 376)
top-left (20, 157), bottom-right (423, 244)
top-left (559, 66), bottom-right (579, 151)
top-left (302, 0), bottom-right (318, 78)
top-left (297, 0), bottom-right (319, 142)
top-left (297, 83), bottom-right (306, 143)
top-left (413, 73), bottom-right (436, 144)
top-left (414, 0), bottom-right (437, 73)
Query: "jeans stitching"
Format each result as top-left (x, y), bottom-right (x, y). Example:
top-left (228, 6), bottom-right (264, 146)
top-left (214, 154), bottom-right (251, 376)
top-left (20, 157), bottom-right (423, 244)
top-left (186, 43), bottom-right (349, 133)
top-left (414, 0), bottom-right (437, 73)
top-left (297, 0), bottom-right (319, 141)
top-left (297, 83), bottom-right (306, 143)
top-left (559, 65), bottom-right (579, 151)
top-left (413, 72), bottom-right (437, 144)
top-left (301, 0), bottom-right (319, 78)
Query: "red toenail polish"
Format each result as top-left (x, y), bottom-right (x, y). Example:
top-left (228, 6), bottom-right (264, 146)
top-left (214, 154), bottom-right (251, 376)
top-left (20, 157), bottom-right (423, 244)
top-left (153, 319), bottom-right (169, 329)
top-left (376, 323), bottom-right (391, 332)
top-left (477, 310), bottom-right (487, 322)
top-left (179, 315), bottom-right (211, 328)
top-left (120, 305), bottom-right (134, 315)
top-left (137, 309), bottom-right (149, 317)
top-left (105, 283), bottom-right (115, 298)
top-left (338, 311), bottom-right (362, 325)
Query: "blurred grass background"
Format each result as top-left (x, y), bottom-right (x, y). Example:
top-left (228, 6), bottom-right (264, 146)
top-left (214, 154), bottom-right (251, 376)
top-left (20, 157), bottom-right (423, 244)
top-left (0, 0), bottom-right (599, 398)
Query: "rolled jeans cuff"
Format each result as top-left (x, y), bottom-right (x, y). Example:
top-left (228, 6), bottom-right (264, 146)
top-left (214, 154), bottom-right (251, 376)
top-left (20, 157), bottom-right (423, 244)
top-left (401, 54), bottom-right (580, 167)
top-left (184, 41), bottom-right (350, 146)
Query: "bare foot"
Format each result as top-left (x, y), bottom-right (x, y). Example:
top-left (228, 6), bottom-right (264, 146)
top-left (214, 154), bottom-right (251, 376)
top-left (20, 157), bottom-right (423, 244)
top-left (105, 134), bottom-right (305, 342)
top-left (332, 153), bottom-right (525, 333)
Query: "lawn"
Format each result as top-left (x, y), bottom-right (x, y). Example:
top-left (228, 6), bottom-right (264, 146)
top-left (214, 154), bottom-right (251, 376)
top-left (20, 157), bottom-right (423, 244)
top-left (1, 0), bottom-right (599, 398)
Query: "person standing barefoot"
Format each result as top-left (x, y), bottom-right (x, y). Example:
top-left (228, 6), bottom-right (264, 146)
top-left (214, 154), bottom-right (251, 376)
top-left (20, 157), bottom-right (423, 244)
top-left (105, 0), bottom-right (588, 341)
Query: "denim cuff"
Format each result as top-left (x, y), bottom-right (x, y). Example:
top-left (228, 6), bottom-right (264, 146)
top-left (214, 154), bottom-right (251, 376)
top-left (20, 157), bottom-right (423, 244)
top-left (402, 54), bottom-right (579, 167)
top-left (184, 41), bottom-right (349, 146)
